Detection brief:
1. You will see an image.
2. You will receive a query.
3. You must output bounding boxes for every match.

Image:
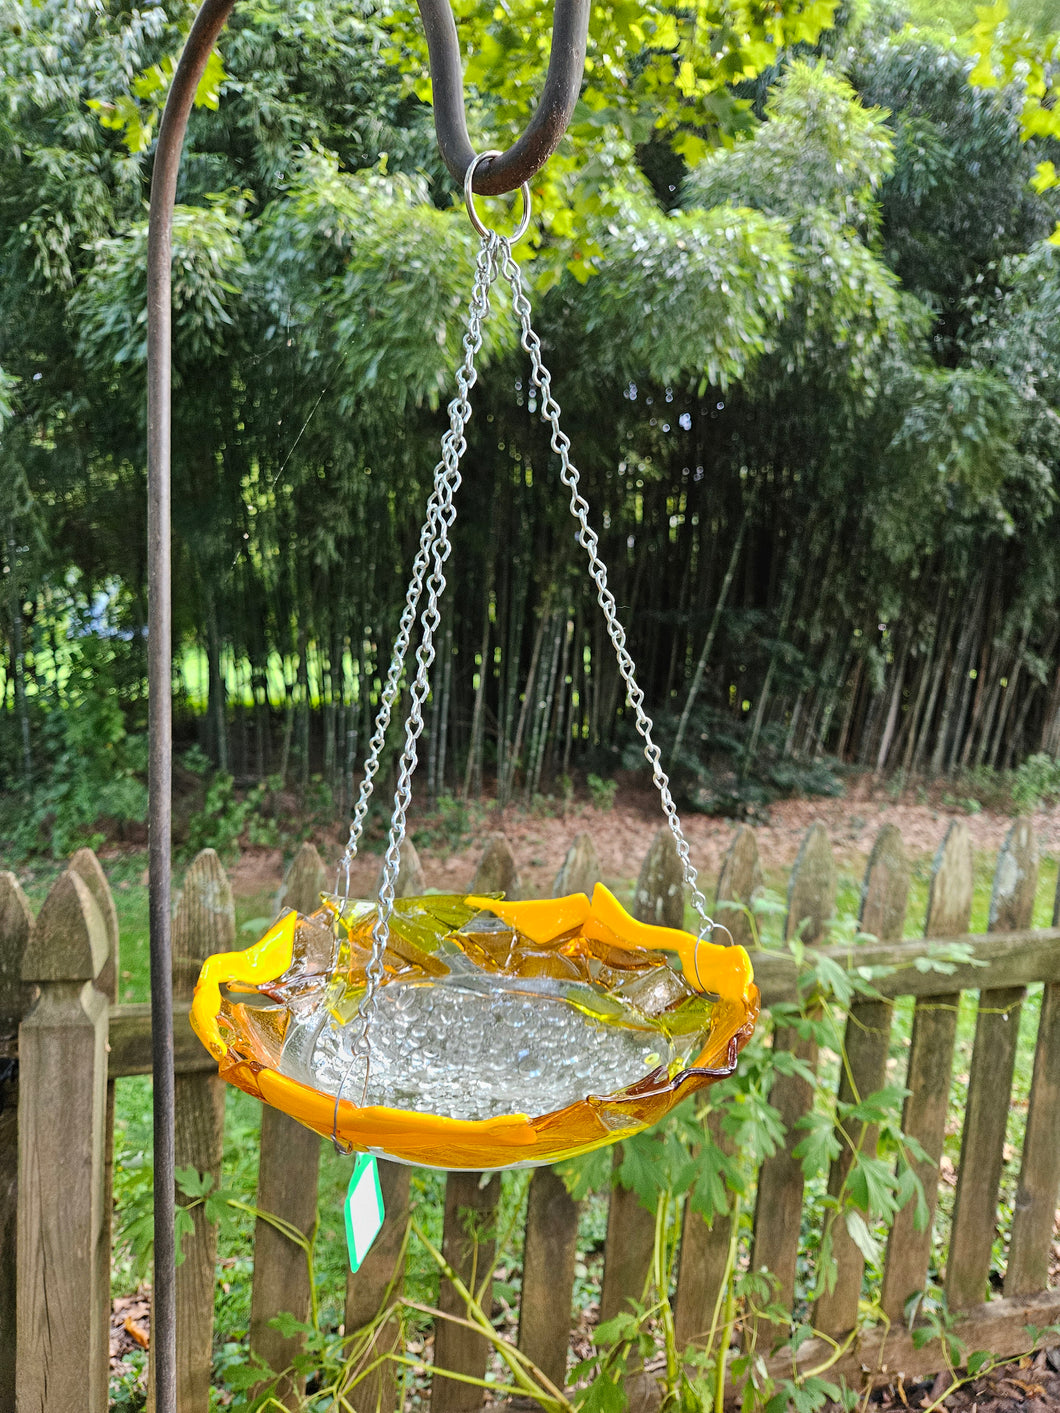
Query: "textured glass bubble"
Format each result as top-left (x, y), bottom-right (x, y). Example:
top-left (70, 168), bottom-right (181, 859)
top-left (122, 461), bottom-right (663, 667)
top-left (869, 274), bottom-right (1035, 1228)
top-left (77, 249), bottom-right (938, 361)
top-left (279, 975), bottom-right (685, 1122)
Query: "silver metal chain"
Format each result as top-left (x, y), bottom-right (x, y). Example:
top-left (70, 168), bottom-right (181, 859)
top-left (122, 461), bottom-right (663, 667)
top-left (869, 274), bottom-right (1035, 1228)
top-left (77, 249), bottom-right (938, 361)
top-left (495, 238), bottom-right (715, 937)
top-left (328, 232), bottom-right (501, 1147)
top-left (329, 180), bottom-right (715, 1146)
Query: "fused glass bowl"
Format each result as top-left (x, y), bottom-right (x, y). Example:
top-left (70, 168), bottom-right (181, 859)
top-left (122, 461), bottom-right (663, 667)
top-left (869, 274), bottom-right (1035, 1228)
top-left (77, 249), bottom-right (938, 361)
top-left (191, 884), bottom-right (759, 1170)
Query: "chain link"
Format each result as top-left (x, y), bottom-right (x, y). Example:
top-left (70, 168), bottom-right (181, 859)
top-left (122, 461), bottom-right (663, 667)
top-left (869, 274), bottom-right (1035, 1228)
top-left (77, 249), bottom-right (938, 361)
top-left (496, 238), bottom-right (715, 937)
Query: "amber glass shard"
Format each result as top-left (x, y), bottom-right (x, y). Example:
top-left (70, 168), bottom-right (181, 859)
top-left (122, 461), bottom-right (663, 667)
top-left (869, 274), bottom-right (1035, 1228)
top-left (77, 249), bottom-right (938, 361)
top-left (191, 884), bottom-right (758, 1170)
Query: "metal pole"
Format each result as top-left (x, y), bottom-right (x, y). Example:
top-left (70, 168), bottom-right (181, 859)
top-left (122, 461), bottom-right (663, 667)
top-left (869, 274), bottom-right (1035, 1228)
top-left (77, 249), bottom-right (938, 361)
top-left (147, 3), bottom-right (236, 1408)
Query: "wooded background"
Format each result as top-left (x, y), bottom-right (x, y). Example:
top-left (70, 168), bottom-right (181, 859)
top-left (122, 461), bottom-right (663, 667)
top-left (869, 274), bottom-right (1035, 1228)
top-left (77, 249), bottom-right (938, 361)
top-left (2, 0), bottom-right (1060, 845)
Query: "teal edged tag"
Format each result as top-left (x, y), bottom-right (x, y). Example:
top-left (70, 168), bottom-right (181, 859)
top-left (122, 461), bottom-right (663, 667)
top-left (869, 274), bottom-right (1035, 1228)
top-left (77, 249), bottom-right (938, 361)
top-left (344, 1153), bottom-right (385, 1273)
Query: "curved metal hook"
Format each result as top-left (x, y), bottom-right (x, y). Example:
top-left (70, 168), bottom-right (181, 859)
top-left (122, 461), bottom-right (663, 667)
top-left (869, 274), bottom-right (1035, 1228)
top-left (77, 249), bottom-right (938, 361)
top-left (417, 0), bottom-right (590, 195)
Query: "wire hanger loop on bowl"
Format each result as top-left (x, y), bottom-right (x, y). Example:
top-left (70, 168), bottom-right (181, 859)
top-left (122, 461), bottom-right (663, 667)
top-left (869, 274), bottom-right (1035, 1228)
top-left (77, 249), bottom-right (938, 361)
top-left (464, 150), bottom-right (532, 242)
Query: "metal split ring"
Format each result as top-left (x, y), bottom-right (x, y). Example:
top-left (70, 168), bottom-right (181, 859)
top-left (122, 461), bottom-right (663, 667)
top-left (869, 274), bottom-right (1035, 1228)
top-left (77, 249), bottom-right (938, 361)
top-left (464, 150), bottom-right (532, 241)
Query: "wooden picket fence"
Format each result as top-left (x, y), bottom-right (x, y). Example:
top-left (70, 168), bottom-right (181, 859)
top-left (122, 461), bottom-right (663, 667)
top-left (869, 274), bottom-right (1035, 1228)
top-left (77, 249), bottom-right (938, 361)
top-left (2, 815), bottom-right (1060, 1411)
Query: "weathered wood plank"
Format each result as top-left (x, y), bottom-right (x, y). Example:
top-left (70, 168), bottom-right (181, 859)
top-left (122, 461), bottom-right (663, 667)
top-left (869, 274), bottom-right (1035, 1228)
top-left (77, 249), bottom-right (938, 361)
top-left (748, 927), bottom-right (1060, 1003)
top-left (881, 820), bottom-right (973, 1322)
top-left (517, 832), bottom-right (603, 1392)
top-left (250, 842), bottom-right (327, 1406)
top-left (518, 1167), bottom-right (580, 1394)
top-left (714, 825), bottom-right (762, 951)
top-left (345, 851), bottom-right (420, 1413)
top-left (157, 849), bottom-right (233, 1413)
top-left (17, 869), bottom-right (110, 1413)
top-left (673, 1109), bottom-right (735, 1352)
top-left (344, 1161), bottom-right (411, 1413)
top-left (631, 1287), bottom-right (1060, 1409)
top-left (751, 824), bottom-right (835, 1351)
top-left (632, 826), bottom-right (686, 930)
top-left (600, 1150), bottom-right (656, 1324)
top-left (672, 830), bottom-right (762, 1351)
top-left (0, 873), bottom-right (32, 1409)
top-left (815, 825), bottom-right (908, 1338)
top-left (761, 1290), bottom-right (1060, 1391)
top-left (600, 831), bottom-right (685, 1330)
top-left (1006, 820), bottom-right (1060, 1298)
top-left (68, 849), bottom-right (119, 1413)
top-left (434, 1171), bottom-right (503, 1411)
top-left (553, 831), bottom-right (602, 897)
top-left (375, 837), bottom-right (426, 899)
top-left (471, 834), bottom-right (522, 899)
top-left (108, 1001), bottom-right (216, 1076)
top-left (1005, 978), bottom-right (1060, 1295)
top-left (947, 821), bottom-right (1038, 1310)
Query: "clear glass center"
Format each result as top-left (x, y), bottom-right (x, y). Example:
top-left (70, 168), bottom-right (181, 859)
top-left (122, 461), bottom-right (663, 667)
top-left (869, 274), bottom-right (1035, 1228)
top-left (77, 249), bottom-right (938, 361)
top-left (278, 972), bottom-right (683, 1122)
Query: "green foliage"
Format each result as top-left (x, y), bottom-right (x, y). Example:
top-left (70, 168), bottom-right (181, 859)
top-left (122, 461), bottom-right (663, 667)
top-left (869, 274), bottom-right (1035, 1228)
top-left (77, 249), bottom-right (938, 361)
top-left (182, 772), bottom-right (279, 859)
top-left (1010, 750), bottom-right (1060, 810)
top-left (0, 633), bottom-right (147, 858)
top-left (586, 774), bottom-right (619, 811)
top-left (565, 190), bottom-right (794, 390)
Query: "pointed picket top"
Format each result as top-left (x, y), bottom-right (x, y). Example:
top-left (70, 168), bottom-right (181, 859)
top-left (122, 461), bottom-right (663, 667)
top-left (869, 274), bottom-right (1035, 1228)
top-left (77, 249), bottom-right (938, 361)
top-left (925, 819), bottom-right (974, 937)
top-left (785, 823), bottom-right (835, 945)
top-left (278, 841), bottom-right (328, 917)
top-left (471, 834), bottom-right (522, 900)
top-left (715, 825), bottom-right (763, 949)
top-left (376, 838), bottom-right (427, 901)
top-left (0, 872), bottom-right (33, 1021)
top-left (859, 824), bottom-right (910, 943)
top-left (632, 828), bottom-right (684, 929)
top-left (989, 818), bottom-right (1039, 932)
top-left (69, 848), bottom-right (119, 1004)
top-left (552, 831), bottom-right (602, 898)
top-left (24, 869), bottom-right (108, 984)
top-left (173, 849), bottom-right (236, 1000)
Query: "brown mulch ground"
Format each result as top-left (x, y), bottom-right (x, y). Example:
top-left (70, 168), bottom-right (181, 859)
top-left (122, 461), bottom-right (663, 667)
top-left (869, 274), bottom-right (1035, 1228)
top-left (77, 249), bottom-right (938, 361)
top-left (846, 1346), bottom-right (1060, 1412)
top-left (227, 775), bottom-right (1060, 903)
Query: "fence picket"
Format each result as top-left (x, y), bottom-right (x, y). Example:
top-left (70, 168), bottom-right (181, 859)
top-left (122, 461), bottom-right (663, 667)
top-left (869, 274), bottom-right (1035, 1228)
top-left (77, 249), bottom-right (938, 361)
top-left (600, 831), bottom-right (687, 1327)
top-left (470, 833), bottom-right (522, 898)
top-left (713, 823), bottom-right (762, 950)
top-left (345, 840), bottom-right (423, 1413)
top-left (947, 820), bottom-right (1038, 1309)
top-left (673, 828), bottom-right (762, 1351)
top-left (343, 1161), bottom-right (410, 1412)
top-left (518, 832), bottom-right (602, 1392)
top-left (518, 1168), bottom-right (580, 1395)
top-left (751, 822), bottom-right (835, 1351)
top-left (0, 873), bottom-right (31, 1408)
top-left (815, 824), bottom-right (908, 1337)
top-left (1005, 863), bottom-right (1060, 1295)
top-left (69, 848), bottom-right (119, 1413)
top-left (150, 849), bottom-right (233, 1413)
top-left (433, 1171), bottom-right (503, 1411)
top-left (251, 841), bottom-right (328, 1405)
top-left (433, 837), bottom-right (521, 1408)
top-left (881, 819), bottom-right (974, 1320)
top-left (17, 869), bottom-right (110, 1413)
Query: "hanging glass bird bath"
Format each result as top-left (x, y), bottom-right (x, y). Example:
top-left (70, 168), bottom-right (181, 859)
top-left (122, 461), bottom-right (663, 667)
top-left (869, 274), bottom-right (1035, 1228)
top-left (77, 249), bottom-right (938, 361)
top-left (191, 885), bottom-right (758, 1170)
top-left (190, 154), bottom-right (759, 1170)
